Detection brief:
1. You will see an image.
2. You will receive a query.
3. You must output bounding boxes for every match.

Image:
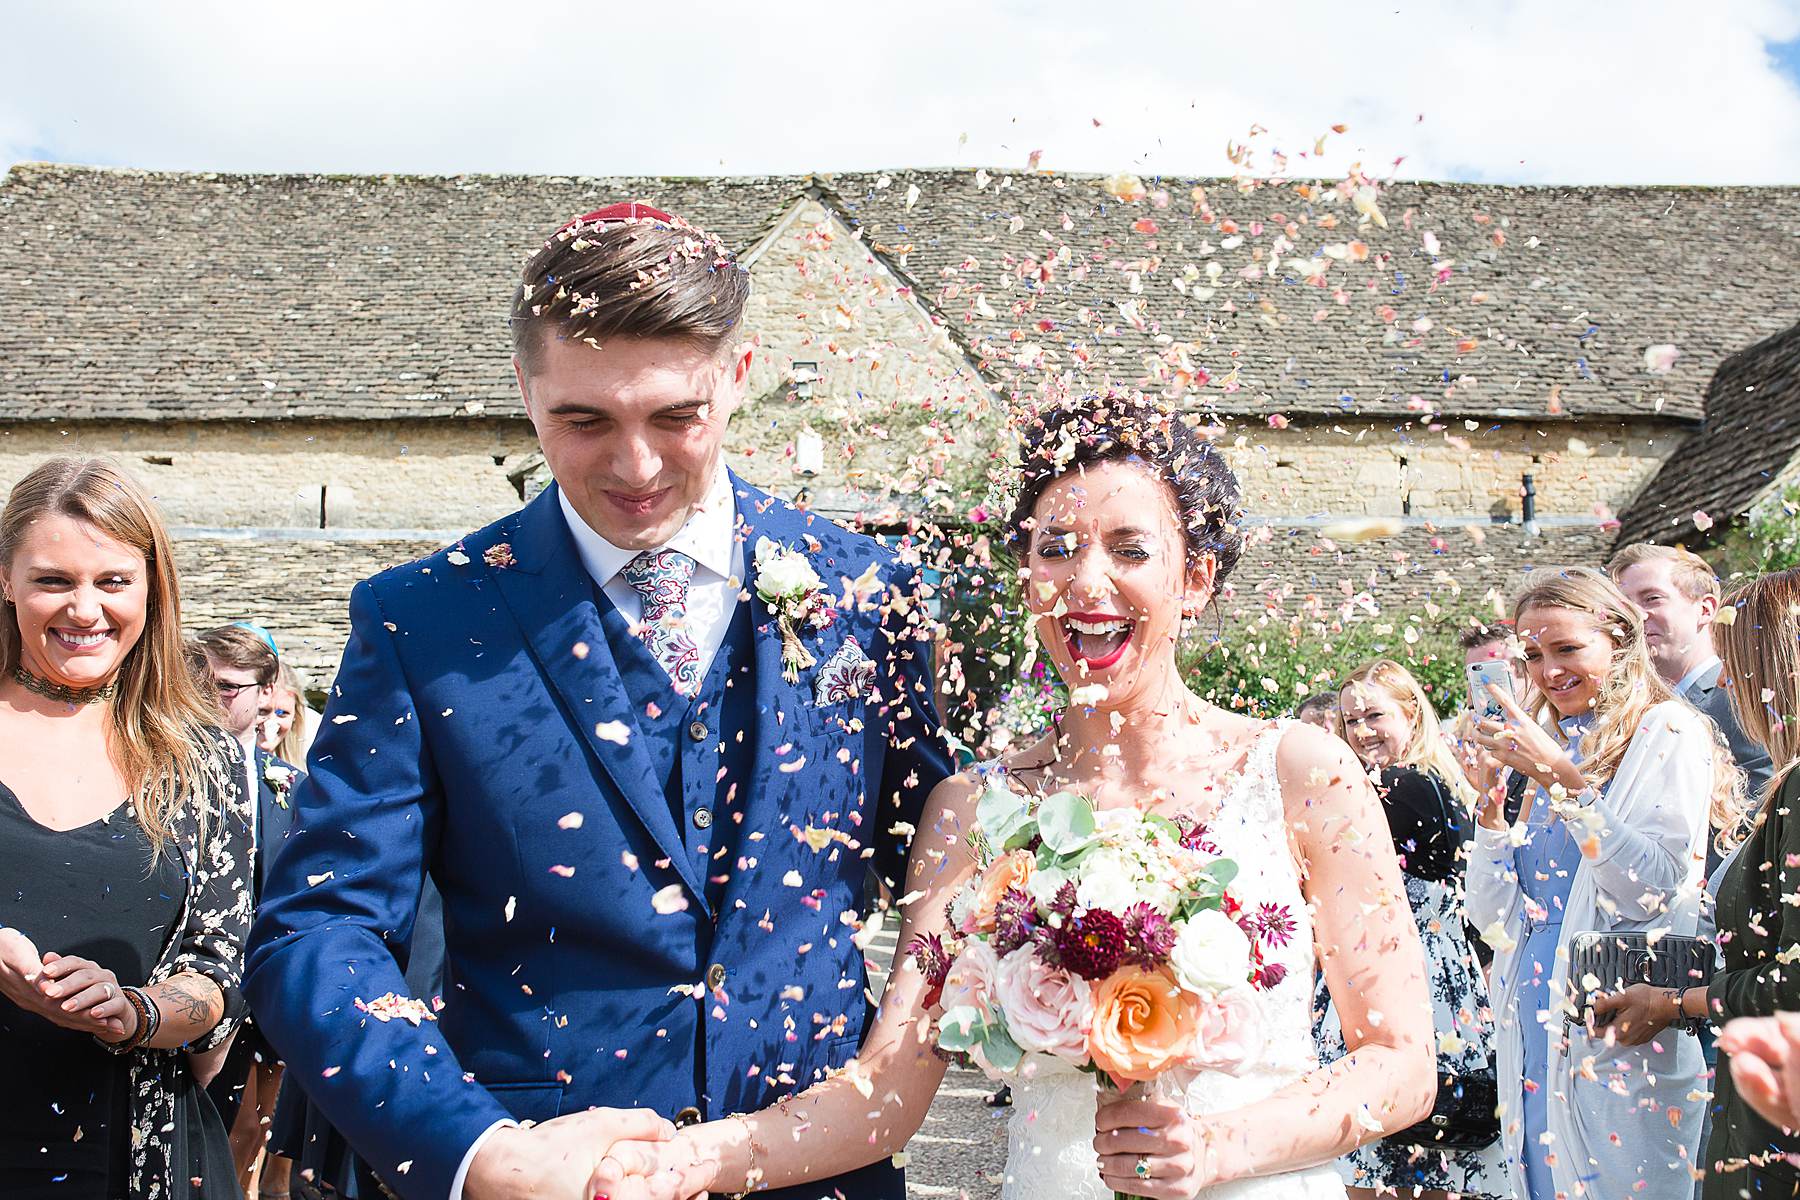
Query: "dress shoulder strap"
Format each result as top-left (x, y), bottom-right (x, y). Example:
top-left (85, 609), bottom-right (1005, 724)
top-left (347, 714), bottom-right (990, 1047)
top-left (1238, 719), bottom-right (1292, 821)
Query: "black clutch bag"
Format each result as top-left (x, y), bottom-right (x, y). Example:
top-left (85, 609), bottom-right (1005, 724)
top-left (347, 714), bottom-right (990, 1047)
top-left (1565, 931), bottom-right (1715, 1028)
top-left (1395, 1066), bottom-right (1499, 1151)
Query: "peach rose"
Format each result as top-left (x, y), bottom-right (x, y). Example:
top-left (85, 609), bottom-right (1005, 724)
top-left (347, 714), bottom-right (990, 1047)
top-left (966, 849), bottom-right (1035, 934)
top-left (1087, 966), bottom-right (1199, 1087)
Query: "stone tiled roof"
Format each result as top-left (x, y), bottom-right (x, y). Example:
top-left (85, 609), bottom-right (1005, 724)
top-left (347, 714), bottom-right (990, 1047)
top-left (4, 163), bottom-right (1796, 424)
top-left (0, 165), bottom-right (802, 422)
top-left (824, 171), bottom-right (1800, 423)
top-left (1614, 322), bottom-right (1800, 546)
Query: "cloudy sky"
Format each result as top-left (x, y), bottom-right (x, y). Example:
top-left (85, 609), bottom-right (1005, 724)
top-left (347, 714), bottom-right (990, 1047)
top-left (4, 0), bottom-right (1800, 184)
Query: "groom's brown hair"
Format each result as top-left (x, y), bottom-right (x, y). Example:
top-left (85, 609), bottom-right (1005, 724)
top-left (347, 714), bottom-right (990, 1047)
top-left (509, 205), bottom-right (751, 374)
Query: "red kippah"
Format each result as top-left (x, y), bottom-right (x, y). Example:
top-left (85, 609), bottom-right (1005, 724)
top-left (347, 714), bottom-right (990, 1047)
top-left (556, 201), bottom-right (675, 233)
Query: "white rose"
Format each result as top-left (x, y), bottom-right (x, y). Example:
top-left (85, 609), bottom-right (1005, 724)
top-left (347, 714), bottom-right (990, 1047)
top-left (1074, 847), bottom-right (1140, 914)
top-left (755, 542), bottom-right (822, 599)
top-left (1169, 908), bottom-right (1252, 995)
top-left (1026, 865), bottom-right (1071, 909)
top-left (1133, 873), bottom-right (1182, 916)
top-left (948, 883), bottom-right (978, 932)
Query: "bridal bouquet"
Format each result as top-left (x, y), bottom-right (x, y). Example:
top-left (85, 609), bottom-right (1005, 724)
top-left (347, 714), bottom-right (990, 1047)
top-left (909, 781), bottom-right (1291, 1090)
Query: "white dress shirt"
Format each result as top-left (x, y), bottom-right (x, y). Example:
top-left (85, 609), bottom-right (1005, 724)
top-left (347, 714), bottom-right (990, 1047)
top-left (557, 467), bottom-right (744, 679)
top-left (450, 469), bottom-right (743, 1200)
top-left (1675, 653), bottom-right (1722, 701)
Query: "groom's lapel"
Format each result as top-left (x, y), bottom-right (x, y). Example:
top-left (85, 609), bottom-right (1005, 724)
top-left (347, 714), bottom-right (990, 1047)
top-left (492, 486), bottom-right (708, 906)
top-left (730, 475), bottom-right (816, 765)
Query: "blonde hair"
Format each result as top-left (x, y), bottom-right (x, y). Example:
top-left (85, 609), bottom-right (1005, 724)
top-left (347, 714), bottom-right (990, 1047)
top-left (1607, 542), bottom-right (1720, 603)
top-left (0, 458), bottom-right (221, 851)
top-left (1716, 567), bottom-right (1800, 810)
top-left (273, 659), bottom-right (311, 766)
top-left (1512, 566), bottom-right (1745, 848)
top-left (1338, 658), bottom-right (1478, 806)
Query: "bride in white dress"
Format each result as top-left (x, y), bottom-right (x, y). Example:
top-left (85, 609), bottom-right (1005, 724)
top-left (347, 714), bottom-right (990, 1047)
top-left (664, 395), bottom-right (1437, 1200)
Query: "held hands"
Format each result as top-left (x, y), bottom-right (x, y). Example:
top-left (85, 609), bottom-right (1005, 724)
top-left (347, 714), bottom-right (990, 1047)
top-left (1471, 685), bottom-right (1581, 797)
top-left (1094, 1091), bottom-right (1225, 1200)
top-left (1721, 1014), bottom-right (1800, 1132)
top-left (0, 928), bottom-right (136, 1041)
top-left (465, 1107), bottom-right (710, 1200)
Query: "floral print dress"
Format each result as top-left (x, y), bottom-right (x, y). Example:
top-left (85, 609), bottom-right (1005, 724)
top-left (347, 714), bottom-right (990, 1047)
top-left (123, 729), bottom-right (255, 1199)
top-left (1313, 766), bottom-right (1506, 1197)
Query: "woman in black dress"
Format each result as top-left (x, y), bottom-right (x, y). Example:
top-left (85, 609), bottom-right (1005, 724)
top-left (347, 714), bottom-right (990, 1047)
top-left (0, 457), bottom-right (254, 1200)
top-left (1316, 658), bottom-right (1503, 1199)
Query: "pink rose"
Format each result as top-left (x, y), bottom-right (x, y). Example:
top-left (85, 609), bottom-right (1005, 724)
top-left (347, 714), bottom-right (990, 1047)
top-left (1187, 986), bottom-right (1264, 1073)
top-left (939, 938), bottom-right (1000, 1017)
top-left (993, 946), bottom-right (1093, 1062)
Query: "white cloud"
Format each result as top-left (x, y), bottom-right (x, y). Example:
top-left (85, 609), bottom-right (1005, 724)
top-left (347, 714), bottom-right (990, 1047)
top-left (2, 0), bottom-right (1798, 183)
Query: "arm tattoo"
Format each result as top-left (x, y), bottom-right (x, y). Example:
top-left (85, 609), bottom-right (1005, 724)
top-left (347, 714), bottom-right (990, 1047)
top-left (155, 975), bottom-right (221, 1027)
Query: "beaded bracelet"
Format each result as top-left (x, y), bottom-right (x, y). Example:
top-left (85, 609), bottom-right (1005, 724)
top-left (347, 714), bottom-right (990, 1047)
top-left (95, 985), bottom-right (159, 1055)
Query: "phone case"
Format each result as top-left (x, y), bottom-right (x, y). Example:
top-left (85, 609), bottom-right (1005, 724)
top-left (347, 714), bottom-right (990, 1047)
top-left (1565, 931), bottom-right (1715, 1025)
top-left (1466, 663), bottom-right (1514, 720)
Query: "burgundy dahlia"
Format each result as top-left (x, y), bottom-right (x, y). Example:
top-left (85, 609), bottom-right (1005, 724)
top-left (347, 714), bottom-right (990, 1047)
top-left (1049, 907), bottom-right (1129, 981)
top-left (992, 886), bottom-right (1037, 955)
top-left (1255, 961), bottom-right (1288, 990)
top-left (1121, 902), bottom-right (1177, 968)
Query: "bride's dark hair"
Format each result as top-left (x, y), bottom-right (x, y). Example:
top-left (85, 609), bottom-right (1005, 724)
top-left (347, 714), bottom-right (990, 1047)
top-left (1005, 391), bottom-right (1245, 593)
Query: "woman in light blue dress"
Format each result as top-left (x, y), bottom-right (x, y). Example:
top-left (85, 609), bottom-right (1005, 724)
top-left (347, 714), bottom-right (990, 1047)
top-left (1510, 716), bottom-right (1588, 1200)
top-left (1468, 568), bottom-right (1738, 1200)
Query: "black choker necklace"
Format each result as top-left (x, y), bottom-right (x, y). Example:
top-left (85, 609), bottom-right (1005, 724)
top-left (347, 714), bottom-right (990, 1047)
top-left (12, 666), bottom-right (117, 705)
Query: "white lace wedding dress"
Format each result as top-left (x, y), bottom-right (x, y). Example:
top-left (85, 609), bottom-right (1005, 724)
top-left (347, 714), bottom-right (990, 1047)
top-left (999, 722), bottom-right (1346, 1200)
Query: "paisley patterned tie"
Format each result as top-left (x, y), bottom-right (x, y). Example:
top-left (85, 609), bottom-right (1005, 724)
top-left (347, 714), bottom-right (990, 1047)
top-left (621, 549), bottom-right (702, 697)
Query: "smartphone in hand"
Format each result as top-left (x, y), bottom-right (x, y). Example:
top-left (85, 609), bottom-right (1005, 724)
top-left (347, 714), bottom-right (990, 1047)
top-left (1467, 660), bottom-right (1516, 722)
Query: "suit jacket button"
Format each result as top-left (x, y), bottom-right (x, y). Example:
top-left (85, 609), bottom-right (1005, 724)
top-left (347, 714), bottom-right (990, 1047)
top-left (674, 1105), bottom-right (702, 1127)
top-left (688, 721), bottom-right (708, 742)
top-left (693, 807), bottom-right (713, 830)
top-left (706, 962), bottom-right (726, 990)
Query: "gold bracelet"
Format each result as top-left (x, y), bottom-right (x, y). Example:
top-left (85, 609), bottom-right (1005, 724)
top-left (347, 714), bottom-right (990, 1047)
top-left (733, 1115), bottom-right (766, 1194)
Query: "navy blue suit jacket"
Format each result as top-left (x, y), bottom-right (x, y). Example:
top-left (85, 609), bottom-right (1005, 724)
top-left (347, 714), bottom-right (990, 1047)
top-left (244, 477), bottom-right (952, 1200)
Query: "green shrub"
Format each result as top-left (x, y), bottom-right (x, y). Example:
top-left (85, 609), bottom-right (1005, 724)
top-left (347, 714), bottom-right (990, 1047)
top-left (1180, 605), bottom-right (1486, 720)
top-left (1714, 484), bottom-right (1800, 580)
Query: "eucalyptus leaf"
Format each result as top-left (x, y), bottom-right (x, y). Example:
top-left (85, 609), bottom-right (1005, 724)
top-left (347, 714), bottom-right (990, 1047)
top-left (1208, 859), bottom-right (1239, 887)
top-left (1036, 791), bottom-right (1098, 855)
top-left (936, 1005), bottom-right (983, 1054)
top-left (979, 1010), bottom-right (1026, 1073)
top-left (1143, 812), bottom-right (1183, 842)
top-left (976, 781), bottom-right (1035, 852)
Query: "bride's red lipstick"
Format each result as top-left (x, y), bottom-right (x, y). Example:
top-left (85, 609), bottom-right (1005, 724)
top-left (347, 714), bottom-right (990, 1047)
top-left (1060, 611), bottom-right (1134, 670)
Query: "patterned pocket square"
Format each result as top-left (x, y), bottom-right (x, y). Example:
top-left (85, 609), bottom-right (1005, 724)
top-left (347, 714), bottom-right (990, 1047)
top-left (814, 637), bottom-right (876, 706)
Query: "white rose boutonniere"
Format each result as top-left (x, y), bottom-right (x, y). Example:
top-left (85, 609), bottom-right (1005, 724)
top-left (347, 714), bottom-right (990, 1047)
top-left (752, 537), bottom-right (836, 682)
top-left (264, 761), bottom-right (297, 809)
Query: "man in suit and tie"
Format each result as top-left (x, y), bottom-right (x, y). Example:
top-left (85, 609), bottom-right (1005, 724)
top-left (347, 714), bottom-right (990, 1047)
top-left (192, 622), bottom-right (300, 1194)
top-left (244, 203), bottom-right (953, 1200)
top-left (1612, 543), bottom-right (1774, 840)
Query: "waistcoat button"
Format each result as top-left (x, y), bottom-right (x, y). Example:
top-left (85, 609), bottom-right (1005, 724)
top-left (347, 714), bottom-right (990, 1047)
top-left (693, 807), bottom-right (713, 830)
top-left (687, 720), bottom-right (708, 742)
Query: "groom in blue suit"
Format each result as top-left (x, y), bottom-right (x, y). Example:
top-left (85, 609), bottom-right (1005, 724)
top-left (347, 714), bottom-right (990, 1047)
top-left (244, 203), bottom-right (953, 1200)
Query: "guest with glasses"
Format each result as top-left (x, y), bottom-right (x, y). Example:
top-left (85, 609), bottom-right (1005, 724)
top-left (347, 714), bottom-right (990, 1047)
top-left (193, 622), bottom-right (301, 1199)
